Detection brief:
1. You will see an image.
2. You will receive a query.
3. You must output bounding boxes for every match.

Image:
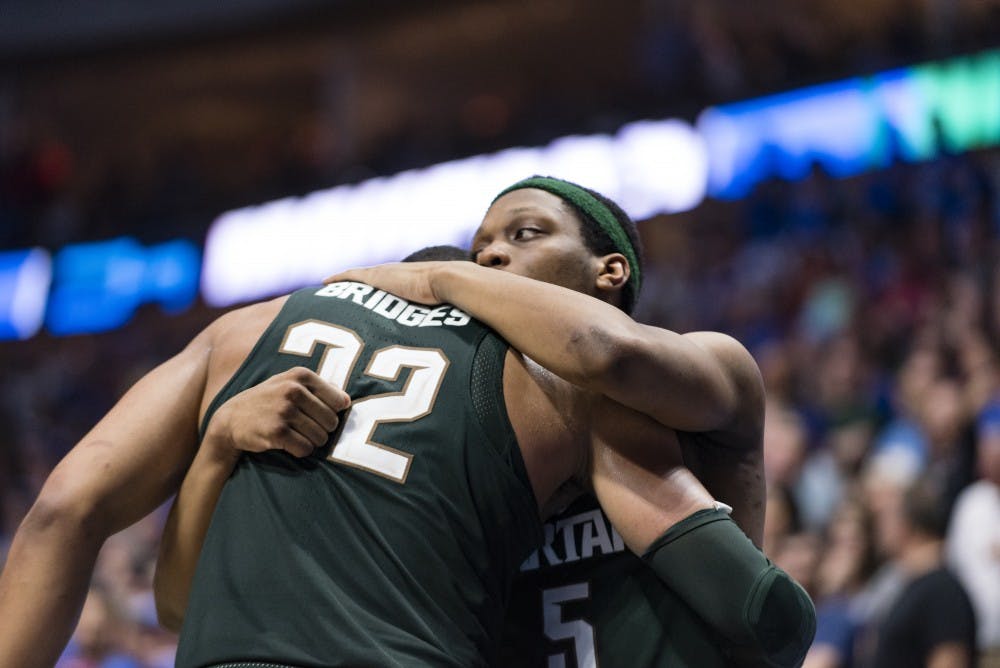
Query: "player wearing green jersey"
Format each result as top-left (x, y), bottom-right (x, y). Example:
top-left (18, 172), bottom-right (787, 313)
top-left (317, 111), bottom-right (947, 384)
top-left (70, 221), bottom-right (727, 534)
top-left (157, 178), bottom-right (812, 666)
top-left (169, 283), bottom-right (540, 667)
top-left (327, 177), bottom-right (815, 667)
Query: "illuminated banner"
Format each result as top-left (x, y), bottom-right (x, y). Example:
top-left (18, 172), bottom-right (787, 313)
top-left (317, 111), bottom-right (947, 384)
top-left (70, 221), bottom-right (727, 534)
top-left (0, 248), bottom-right (51, 341)
top-left (203, 50), bottom-right (1000, 307)
top-left (45, 238), bottom-right (200, 335)
top-left (698, 49), bottom-right (1000, 198)
top-left (201, 119), bottom-right (707, 307)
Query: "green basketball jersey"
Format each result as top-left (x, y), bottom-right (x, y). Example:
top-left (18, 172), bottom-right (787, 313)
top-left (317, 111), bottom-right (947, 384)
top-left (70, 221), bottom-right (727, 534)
top-left (499, 494), bottom-right (730, 668)
top-left (176, 283), bottom-right (542, 668)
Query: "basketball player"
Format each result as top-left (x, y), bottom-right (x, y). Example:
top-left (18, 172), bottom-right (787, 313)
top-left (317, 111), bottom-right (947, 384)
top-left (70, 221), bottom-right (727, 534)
top-left (154, 178), bottom-right (813, 666)
top-left (1, 276), bottom-right (524, 667)
top-left (328, 177), bottom-right (816, 667)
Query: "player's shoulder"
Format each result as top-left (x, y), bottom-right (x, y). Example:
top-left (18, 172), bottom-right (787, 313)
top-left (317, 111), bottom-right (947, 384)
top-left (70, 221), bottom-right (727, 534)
top-left (192, 294), bottom-right (292, 368)
top-left (194, 295), bottom-right (294, 402)
top-left (205, 295), bottom-right (290, 339)
top-left (683, 330), bottom-right (754, 362)
top-left (685, 331), bottom-right (762, 389)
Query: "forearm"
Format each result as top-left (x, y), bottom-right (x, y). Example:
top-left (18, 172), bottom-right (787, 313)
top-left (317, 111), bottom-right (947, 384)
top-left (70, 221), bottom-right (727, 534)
top-left (642, 508), bottom-right (816, 665)
top-left (432, 262), bottom-right (640, 389)
top-left (154, 440), bottom-right (239, 631)
top-left (0, 507), bottom-right (103, 668)
top-left (431, 262), bottom-right (741, 430)
top-left (590, 436), bottom-right (716, 554)
top-left (154, 363), bottom-right (349, 630)
top-left (592, 438), bottom-right (812, 665)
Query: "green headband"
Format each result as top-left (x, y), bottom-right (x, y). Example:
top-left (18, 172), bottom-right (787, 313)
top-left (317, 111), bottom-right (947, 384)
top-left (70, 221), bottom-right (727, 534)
top-left (494, 176), bottom-right (641, 307)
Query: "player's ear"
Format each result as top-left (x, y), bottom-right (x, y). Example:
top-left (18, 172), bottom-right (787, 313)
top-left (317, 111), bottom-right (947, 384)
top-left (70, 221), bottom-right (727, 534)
top-left (595, 253), bottom-right (629, 295)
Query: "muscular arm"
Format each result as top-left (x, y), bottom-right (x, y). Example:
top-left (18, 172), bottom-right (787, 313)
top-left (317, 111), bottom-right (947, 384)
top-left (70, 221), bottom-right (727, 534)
top-left (587, 400), bottom-right (812, 667)
top-left (154, 366), bottom-right (350, 630)
top-left (330, 263), bottom-right (765, 537)
top-left (153, 428), bottom-right (239, 632)
top-left (437, 262), bottom-right (763, 432)
top-left (332, 262), bottom-right (764, 436)
top-left (587, 402), bottom-right (716, 553)
top-left (328, 263), bottom-right (766, 545)
top-left (0, 328), bottom-right (213, 668)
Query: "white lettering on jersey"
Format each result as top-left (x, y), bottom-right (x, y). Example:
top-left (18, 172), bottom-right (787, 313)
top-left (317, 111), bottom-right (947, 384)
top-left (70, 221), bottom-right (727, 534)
top-left (363, 289), bottom-right (387, 308)
top-left (372, 294), bottom-right (407, 319)
top-left (343, 282), bottom-right (373, 305)
top-left (398, 304), bottom-right (430, 326)
top-left (520, 508), bottom-right (626, 572)
top-left (315, 282), bottom-right (470, 328)
top-left (419, 305), bottom-right (450, 327)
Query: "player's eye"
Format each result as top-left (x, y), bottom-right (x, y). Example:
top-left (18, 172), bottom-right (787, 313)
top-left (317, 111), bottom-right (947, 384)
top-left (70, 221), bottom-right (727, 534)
top-left (513, 227), bottom-right (541, 240)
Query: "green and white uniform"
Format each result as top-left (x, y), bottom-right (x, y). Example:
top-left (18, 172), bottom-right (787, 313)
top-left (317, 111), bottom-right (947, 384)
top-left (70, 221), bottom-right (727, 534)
top-left (177, 283), bottom-right (541, 668)
top-left (499, 494), bottom-right (729, 668)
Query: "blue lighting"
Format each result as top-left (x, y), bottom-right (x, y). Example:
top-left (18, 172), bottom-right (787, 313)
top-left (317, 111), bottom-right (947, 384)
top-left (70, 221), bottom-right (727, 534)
top-left (0, 248), bottom-right (51, 341)
top-left (45, 238), bottom-right (200, 336)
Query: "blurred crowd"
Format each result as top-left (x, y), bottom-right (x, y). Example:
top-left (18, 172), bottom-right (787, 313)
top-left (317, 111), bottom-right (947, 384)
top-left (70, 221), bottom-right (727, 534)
top-left (2, 0), bottom-right (998, 254)
top-left (1, 147), bottom-right (998, 666)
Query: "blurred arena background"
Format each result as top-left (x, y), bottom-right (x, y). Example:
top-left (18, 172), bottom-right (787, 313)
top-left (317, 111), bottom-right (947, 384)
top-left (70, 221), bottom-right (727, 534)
top-left (1, 1), bottom-right (999, 665)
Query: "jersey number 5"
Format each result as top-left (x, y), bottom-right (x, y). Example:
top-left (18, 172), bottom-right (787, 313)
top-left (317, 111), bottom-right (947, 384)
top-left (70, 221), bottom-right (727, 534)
top-left (544, 583), bottom-right (597, 668)
top-left (280, 319), bottom-right (449, 483)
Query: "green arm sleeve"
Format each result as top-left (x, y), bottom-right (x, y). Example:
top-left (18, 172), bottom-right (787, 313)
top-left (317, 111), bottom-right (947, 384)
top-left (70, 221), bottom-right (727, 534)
top-left (642, 508), bottom-right (816, 667)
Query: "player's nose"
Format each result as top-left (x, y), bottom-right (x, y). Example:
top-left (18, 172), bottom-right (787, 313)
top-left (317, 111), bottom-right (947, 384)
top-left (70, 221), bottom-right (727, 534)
top-left (475, 243), bottom-right (510, 268)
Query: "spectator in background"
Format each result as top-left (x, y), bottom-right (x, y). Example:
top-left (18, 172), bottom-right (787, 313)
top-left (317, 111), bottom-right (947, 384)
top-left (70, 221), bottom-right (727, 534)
top-left (763, 401), bottom-right (809, 492)
top-left (803, 495), bottom-right (879, 668)
top-left (772, 530), bottom-right (822, 605)
top-left (872, 476), bottom-right (977, 668)
top-left (850, 448), bottom-right (920, 664)
top-left (871, 340), bottom-right (938, 475)
top-left (763, 482), bottom-right (802, 559)
top-left (918, 375), bottom-right (975, 515)
top-left (796, 413), bottom-right (875, 533)
top-left (946, 400), bottom-right (1000, 666)
top-left (57, 586), bottom-right (139, 668)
